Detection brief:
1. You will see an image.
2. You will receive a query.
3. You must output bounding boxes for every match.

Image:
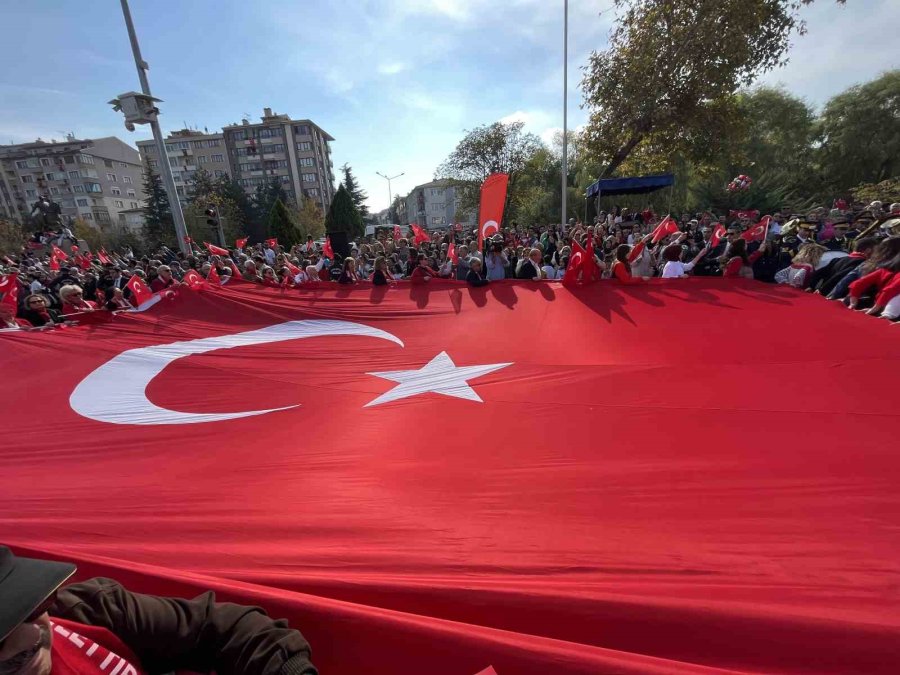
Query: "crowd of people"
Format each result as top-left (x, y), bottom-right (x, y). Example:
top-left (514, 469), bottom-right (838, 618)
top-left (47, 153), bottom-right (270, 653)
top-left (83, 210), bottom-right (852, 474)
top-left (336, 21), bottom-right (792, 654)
top-left (2, 200), bottom-right (899, 332)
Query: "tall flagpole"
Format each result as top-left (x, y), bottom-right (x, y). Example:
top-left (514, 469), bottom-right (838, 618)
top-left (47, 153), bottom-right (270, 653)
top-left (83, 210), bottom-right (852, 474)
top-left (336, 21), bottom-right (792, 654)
top-left (561, 0), bottom-right (568, 227)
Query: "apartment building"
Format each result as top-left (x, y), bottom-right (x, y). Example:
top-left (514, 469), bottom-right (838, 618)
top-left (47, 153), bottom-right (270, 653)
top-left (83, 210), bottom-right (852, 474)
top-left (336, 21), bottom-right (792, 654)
top-left (223, 108), bottom-right (336, 213)
top-left (136, 128), bottom-right (231, 205)
top-left (0, 136), bottom-right (146, 229)
top-left (404, 179), bottom-right (473, 230)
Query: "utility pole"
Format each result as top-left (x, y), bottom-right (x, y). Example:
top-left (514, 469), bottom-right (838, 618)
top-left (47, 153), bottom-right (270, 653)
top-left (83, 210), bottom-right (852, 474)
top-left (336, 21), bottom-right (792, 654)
top-left (118, 0), bottom-right (190, 255)
top-left (561, 0), bottom-right (569, 227)
top-left (376, 171), bottom-right (404, 222)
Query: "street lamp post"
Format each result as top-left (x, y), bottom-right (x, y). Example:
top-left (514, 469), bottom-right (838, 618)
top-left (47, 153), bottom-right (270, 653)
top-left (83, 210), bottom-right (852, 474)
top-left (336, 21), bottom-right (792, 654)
top-left (117, 0), bottom-right (191, 255)
top-left (561, 0), bottom-right (568, 227)
top-left (376, 171), bottom-right (404, 223)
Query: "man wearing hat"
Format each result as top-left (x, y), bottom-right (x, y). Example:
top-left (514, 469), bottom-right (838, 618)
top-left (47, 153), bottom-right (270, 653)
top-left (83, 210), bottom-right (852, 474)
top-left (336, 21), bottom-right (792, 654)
top-left (0, 546), bottom-right (316, 674)
top-left (823, 219), bottom-right (853, 252)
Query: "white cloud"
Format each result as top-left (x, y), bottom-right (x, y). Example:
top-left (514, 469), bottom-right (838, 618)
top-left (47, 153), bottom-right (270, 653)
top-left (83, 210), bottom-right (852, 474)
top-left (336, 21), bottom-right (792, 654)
top-left (378, 62), bottom-right (409, 76)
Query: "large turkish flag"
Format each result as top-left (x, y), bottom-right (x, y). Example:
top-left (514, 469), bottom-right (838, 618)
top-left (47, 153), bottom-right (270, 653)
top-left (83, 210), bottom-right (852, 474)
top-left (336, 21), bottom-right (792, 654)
top-left (1, 280), bottom-right (899, 674)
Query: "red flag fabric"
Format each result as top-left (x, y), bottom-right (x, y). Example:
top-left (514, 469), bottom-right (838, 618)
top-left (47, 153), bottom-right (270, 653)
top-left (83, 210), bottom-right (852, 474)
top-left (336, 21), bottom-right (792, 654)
top-left (236, 237), bottom-right (249, 249)
top-left (51, 244), bottom-right (68, 261)
top-left (651, 216), bottom-right (680, 244)
top-left (0, 273), bottom-right (15, 295)
top-left (322, 237), bottom-right (334, 259)
top-left (410, 223), bottom-right (430, 245)
top-left (478, 173), bottom-right (509, 251)
top-left (0, 275), bottom-right (17, 310)
top-left (560, 250), bottom-right (584, 286)
top-left (265, 238), bottom-right (278, 249)
top-left (207, 265), bottom-right (221, 285)
top-left (283, 260), bottom-right (301, 276)
top-left (79, 254), bottom-right (93, 271)
top-left (97, 249), bottom-right (111, 265)
top-left (204, 242), bottom-right (230, 256)
top-left (583, 235), bottom-right (600, 282)
top-left (125, 275), bottom-right (154, 306)
top-left (49, 255), bottom-right (60, 271)
top-left (393, 225), bottom-right (401, 242)
top-left (182, 269), bottom-right (206, 290)
top-left (710, 224), bottom-right (727, 248)
top-left (447, 241), bottom-right (458, 265)
top-left (2, 282), bottom-right (899, 674)
top-left (729, 209), bottom-right (760, 221)
top-left (228, 258), bottom-right (242, 279)
top-left (741, 215), bottom-right (771, 243)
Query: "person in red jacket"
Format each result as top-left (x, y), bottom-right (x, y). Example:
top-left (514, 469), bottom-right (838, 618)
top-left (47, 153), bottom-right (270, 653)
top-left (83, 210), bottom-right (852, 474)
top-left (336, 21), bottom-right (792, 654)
top-left (611, 241), bottom-right (650, 283)
top-left (847, 251), bottom-right (900, 316)
top-left (410, 254), bottom-right (438, 284)
top-left (722, 239), bottom-right (765, 278)
top-left (59, 285), bottom-right (98, 315)
top-left (0, 545), bottom-right (316, 675)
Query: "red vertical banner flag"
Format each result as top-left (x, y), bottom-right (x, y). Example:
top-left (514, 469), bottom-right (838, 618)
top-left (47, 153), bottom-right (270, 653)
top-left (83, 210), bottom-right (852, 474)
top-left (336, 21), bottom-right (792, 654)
top-left (125, 275), bottom-right (154, 306)
top-left (742, 215), bottom-right (771, 243)
top-left (478, 173), bottom-right (509, 251)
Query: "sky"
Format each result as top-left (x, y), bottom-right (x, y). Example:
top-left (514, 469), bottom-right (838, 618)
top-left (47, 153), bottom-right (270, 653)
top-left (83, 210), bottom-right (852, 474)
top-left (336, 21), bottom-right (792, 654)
top-left (0, 0), bottom-right (896, 213)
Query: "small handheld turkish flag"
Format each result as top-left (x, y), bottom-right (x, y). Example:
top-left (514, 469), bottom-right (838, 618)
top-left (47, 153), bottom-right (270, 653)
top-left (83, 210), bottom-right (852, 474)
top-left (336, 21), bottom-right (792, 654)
top-left (126, 275), bottom-right (154, 306)
top-left (710, 224), bottom-right (727, 248)
top-left (183, 270), bottom-right (206, 290)
top-left (741, 216), bottom-right (771, 243)
top-left (447, 240), bottom-right (458, 264)
top-left (323, 237), bottom-right (334, 259)
top-left (49, 255), bottom-right (60, 271)
top-left (204, 242), bottom-right (230, 256)
top-left (207, 265), bottom-right (221, 285)
top-left (651, 216), bottom-right (680, 244)
top-left (411, 223), bottom-right (430, 245)
top-left (265, 238), bottom-right (278, 249)
top-left (284, 260), bottom-right (301, 276)
top-left (236, 237), bottom-right (249, 249)
top-left (51, 244), bottom-right (68, 261)
top-left (97, 249), bottom-right (111, 265)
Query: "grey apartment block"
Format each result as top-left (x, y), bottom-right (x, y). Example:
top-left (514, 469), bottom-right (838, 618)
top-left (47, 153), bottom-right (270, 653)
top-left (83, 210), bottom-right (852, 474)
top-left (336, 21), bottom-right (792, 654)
top-left (404, 179), bottom-right (474, 230)
top-left (136, 128), bottom-right (231, 206)
top-left (223, 108), bottom-right (336, 214)
top-left (0, 135), bottom-right (146, 230)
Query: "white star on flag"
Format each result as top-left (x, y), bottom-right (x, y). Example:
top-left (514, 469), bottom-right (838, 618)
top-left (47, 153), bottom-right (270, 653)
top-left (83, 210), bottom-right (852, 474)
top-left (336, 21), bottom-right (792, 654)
top-left (364, 351), bottom-right (512, 408)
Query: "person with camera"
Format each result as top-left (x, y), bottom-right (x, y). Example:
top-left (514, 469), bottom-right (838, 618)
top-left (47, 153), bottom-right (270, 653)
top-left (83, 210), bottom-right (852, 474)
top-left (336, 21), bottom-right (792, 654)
top-left (484, 239), bottom-right (509, 281)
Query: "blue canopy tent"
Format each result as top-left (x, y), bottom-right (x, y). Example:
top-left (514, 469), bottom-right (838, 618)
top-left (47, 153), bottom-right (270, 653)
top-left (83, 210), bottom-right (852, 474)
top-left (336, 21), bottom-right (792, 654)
top-left (585, 173), bottom-right (675, 198)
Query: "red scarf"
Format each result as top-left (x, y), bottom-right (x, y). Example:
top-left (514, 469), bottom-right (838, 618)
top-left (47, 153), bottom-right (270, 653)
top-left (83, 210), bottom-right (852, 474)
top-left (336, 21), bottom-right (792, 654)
top-left (49, 618), bottom-right (144, 674)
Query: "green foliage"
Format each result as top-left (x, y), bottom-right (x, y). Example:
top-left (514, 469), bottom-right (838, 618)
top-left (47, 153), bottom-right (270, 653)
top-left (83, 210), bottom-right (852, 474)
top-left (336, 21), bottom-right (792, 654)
top-left (252, 179), bottom-right (291, 240)
top-left (818, 70), bottom-right (900, 192)
top-left (850, 177), bottom-right (900, 205)
top-left (389, 194), bottom-right (404, 225)
top-left (215, 174), bottom-right (255, 235)
top-left (688, 169), bottom-right (817, 215)
top-left (325, 184), bottom-right (363, 237)
top-left (341, 164), bottom-right (369, 217)
top-left (581, 0), bottom-right (833, 177)
top-left (0, 218), bottom-right (27, 256)
top-left (436, 120), bottom-right (544, 220)
top-left (186, 168), bottom-right (218, 202)
top-left (296, 196), bottom-right (325, 240)
top-left (72, 218), bottom-right (104, 251)
top-left (141, 161), bottom-right (175, 249)
top-left (266, 198), bottom-right (303, 248)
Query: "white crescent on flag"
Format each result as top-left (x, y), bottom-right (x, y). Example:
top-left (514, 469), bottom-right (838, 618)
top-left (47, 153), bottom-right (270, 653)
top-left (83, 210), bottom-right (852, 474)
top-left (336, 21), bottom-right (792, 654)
top-left (481, 220), bottom-right (499, 239)
top-left (70, 320), bottom-right (404, 425)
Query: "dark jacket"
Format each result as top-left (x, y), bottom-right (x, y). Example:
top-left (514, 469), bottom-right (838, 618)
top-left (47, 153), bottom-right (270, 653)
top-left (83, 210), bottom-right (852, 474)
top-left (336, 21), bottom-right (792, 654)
top-left (516, 260), bottom-right (540, 280)
top-left (19, 306), bottom-right (62, 326)
top-left (52, 577), bottom-right (316, 675)
top-left (466, 268), bottom-right (489, 287)
top-left (808, 254), bottom-right (867, 296)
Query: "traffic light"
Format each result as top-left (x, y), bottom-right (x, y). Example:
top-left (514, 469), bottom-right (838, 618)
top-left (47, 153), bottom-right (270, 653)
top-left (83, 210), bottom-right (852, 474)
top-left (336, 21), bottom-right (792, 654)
top-left (205, 206), bottom-right (218, 228)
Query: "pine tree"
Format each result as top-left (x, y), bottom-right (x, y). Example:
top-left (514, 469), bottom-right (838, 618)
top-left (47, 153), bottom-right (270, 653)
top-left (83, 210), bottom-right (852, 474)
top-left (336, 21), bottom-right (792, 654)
top-left (215, 173), bottom-right (255, 236)
top-left (296, 196), bottom-right (325, 240)
top-left (341, 164), bottom-right (369, 217)
top-left (142, 161), bottom-right (174, 248)
top-left (187, 168), bottom-right (217, 203)
top-left (253, 179), bottom-right (291, 237)
top-left (267, 198), bottom-right (302, 248)
top-left (325, 184), bottom-right (363, 238)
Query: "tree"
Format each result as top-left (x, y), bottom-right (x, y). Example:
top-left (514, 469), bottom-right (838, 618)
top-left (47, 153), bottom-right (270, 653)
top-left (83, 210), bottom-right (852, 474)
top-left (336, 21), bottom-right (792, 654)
top-left (296, 196), bottom-right (325, 240)
top-left (0, 218), bottom-right (26, 256)
top-left (581, 0), bottom-right (840, 178)
top-left (142, 161), bottom-right (175, 248)
top-left (818, 70), bottom-right (900, 192)
top-left (215, 174), bottom-right (255, 237)
top-left (186, 168), bottom-right (217, 203)
top-left (436, 120), bottom-right (543, 219)
top-left (72, 218), bottom-right (104, 251)
top-left (267, 198), bottom-right (303, 248)
top-left (252, 179), bottom-right (291, 239)
top-left (325, 184), bottom-right (363, 237)
top-left (389, 194), bottom-right (405, 225)
top-left (850, 178), bottom-right (900, 206)
top-left (341, 164), bottom-right (369, 217)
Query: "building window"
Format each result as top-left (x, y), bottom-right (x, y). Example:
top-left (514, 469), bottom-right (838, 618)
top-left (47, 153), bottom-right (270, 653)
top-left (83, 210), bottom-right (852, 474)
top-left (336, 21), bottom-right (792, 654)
top-left (64, 156), bottom-right (75, 164)
top-left (15, 160), bottom-right (28, 169)
top-left (239, 162), bottom-right (262, 172)
top-left (165, 144), bottom-right (176, 152)
top-left (230, 130), bottom-right (248, 141)
top-left (25, 189), bottom-right (36, 198)
top-left (119, 162), bottom-right (128, 168)
top-left (45, 172), bottom-right (64, 181)
top-left (96, 211), bottom-right (110, 223)
top-left (127, 189), bottom-right (136, 197)
top-left (260, 143), bottom-right (285, 154)
top-left (81, 213), bottom-right (93, 220)
top-left (102, 159), bottom-right (112, 168)
top-left (73, 185), bottom-right (84, 193)
top-left (211, 154), bottom-right (224, 162)
top-left (176, 186), bottom-right (185, 197)
top-left (50, 187), bottom-right (59, 195)
top-left (280, 175), bottom-right (291, 185)
top-left (296, 142), bottom-right (312, 151)
top-left (85, 183), bottom-right (102, 193)
top-left (259, 127), bottom-right (283, 138)
top-left (148, 160), bottom-right (159, 169)
top-left (21, 175), bottom-right (33, 184)
top-left (123, 175), bottom-right (133, 184)
top-left (78, 154), bottom-right (94, 165)
top-left (298, 157), bottom-right (315, 167)
top-left (429, 188), bottom-right (445, 196)
top-left (302, 173), bottom-right (316, 182)
top-left (294, 125), bottom-right (310, 135)
top-left (265, 159), bottom-right (289, 169)
top-left (171, 172), bottom-right (181, 182)
top-left (305, 188), bottom-right (319, 197)
top-left (191, 141), bottom-right (204, 149)
top-left (168, 157), bottom-right (179, 167)
top-left (431, 216), bottom-right (445, 224)
top-left (114, 199), bottom-right (124, 208)
top-left (68, 170), bottom-right (80, 179)
top-left (111, 187), bottom-right (121, 196)
top-left (431, 203), bottom-right (444, 211)
top-left (197, 155), bottom-right (208, 164)
top-left (41, 158), bottom-right (51, 166)
top-left (207, 138), bottom-right (220, 147)
top-left (214, 170), bottom-right (226, 178)
top-left (106, 173), bottom-right (117, 182)
top-left (76, 199), bottom-right (88, 207)
top-left (130, 201), bottom-right (139, 209)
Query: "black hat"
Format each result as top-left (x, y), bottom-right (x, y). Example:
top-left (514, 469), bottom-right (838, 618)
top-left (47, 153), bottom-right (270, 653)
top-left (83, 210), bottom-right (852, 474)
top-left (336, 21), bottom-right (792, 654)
top-left (0, 546), bottom-right (75, 641)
